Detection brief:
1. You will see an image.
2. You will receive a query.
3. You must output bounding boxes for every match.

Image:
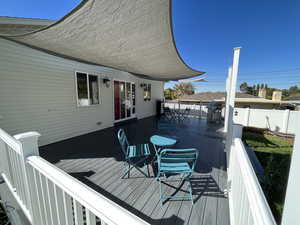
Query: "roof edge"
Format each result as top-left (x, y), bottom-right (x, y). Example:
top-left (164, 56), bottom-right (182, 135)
top-left (0, 0), bottom-right (89, 38)
top-left (0, 16), bottom-right (55, 25)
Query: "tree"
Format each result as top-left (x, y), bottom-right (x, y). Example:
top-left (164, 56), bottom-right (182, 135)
top-left (256, 84), bottom-right (260, 91)
top-left (172, 83), bottom-right (195, 97)
top-left (289, 85), bottom-right (299, 94)
top-left (252, 84), bottom-right (257, 96)
top-left (240, 82), bottom-right (248, 93)
top-left (282, 89), bottom-right (289, 100)
top-left (265, 84), bottom-right (268, 89)
top-left (164, 88), bottom-right (177, 100)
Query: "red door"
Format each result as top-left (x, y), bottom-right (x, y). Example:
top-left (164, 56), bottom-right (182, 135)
top-left (114, 81), bottom-right (120, 120)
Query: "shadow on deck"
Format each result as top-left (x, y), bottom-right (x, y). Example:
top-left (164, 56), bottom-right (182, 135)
top-left (40, 116), bottom-right (230, 225)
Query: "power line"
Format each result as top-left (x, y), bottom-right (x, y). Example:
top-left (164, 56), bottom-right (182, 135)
top-left (207, 67), bottom-right (300, 76)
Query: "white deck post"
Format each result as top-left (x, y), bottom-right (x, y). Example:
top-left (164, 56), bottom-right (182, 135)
top-left (225, 47), bottom-right (241, 160)
top-left (232, 124), bottom-right (243, 139)
top-left (14, 132), bottom-right (40, 158)
top-left (224, 67), bottom-right (233, 133)
top-left (281, 116), bottom-right (300, 225)
top-left (14, 132), bottom-right (41, 225)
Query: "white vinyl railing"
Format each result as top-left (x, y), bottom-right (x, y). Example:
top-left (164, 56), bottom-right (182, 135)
top-left (227, 125), bottom-right (276, 225)
top-left (164, 101), bottom-right (209, 117)
top-left (233, 108), bottom-right (299, 134)
top-left (0, 128), bottom-right (149, 225)
top-left (0, 129), bottom-right (37, 223)
top-left (26, 156), bottom-right (149, 225)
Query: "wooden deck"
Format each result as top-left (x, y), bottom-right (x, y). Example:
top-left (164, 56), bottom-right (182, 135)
top-left (40, 117), bottom-right (230, 225)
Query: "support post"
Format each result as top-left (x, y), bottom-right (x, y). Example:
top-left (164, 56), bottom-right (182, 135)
top-left (14, 132), bottom-right (40, 158)
top-left (14, 132), bottom-right (41, 225)
top-left (281, 116), bottom-right (300, 225)
top-left (232, 124), bottom-right (243, 139)
top-left (224, 67), bottom-right (233, 133)
top-left (225, 47), bottom-right (241, 157)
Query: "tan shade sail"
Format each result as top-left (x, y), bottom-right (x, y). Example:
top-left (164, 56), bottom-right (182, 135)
top-left (178, 77), bottom-right (207, 83)
top-left (2, 0), bottom-right (204, 81)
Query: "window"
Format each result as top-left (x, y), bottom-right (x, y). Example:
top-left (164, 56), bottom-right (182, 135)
top-left (76, 72), bottom-right (100, 106)
top-left (143, 84), bottom-right (151, 101)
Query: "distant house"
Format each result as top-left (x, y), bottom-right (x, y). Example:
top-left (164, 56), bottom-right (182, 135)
top-left (179, 91), bottom-right (295, 109)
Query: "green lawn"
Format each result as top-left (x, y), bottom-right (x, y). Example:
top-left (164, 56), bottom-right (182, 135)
top-left (242, 130), bottom-right (293, 224)
top-left (243, 131), bottom-right (293, 154)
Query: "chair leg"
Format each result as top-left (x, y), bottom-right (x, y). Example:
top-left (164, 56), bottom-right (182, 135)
top-left (122, 158), bottom-right (150, 179)
top-left (128, 164), bottom-right (130, 178)
top-left (186, 174), bottom-right (193, 205)
top-left (188, 181), bottom-right (193, 205)
top-left (159, 177), bottom-right (163, 206)
top-left (147, 164), bottom-right (150, 177)
top-left (121, 163), bottom-right (135, 179)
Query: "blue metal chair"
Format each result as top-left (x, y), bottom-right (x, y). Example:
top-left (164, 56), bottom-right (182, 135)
top-left (117, 129), bottom-right (150, 178)
top-left (163, 107), bottom-right (177, 121)
top-left (157, 148), bottom-right (198, 205)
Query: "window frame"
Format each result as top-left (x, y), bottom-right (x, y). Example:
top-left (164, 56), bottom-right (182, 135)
top-left (75, 71), bottom-right (101, 107)
top-left (113, 79), bottom-right (136, 122)
top-left (143, 83), bottom-right (151, 101)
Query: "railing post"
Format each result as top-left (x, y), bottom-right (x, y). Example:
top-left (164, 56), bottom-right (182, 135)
top-left (0, 139), bottom-right (12, 183)
top-left (14, 132), bottom-right (41, 225)
top-left (14, 132), bottom-right (40, 158)
top-left (282, 109), bottom-right (290, 134)
top-left (227, 124), bottom-right (243, 184)
top-left (225, 47), bottom-right (241, 153)
top-left (233, 124), bottom-right (243, 139)
top-left (224, 67), bottom-right (233, 133)
top-left (244, 108), bottom-right (250, 127)
top-left (281, 116), bottom-right (300, 225)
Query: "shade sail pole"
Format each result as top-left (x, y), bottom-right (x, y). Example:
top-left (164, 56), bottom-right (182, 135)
top-left (225, 47), bottom-right (241, 158)
top-left (224, 66), bottom-right (233, 133)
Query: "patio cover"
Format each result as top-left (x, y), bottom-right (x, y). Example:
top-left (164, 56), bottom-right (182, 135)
top-left (2, 0), bottom-right (204, 81)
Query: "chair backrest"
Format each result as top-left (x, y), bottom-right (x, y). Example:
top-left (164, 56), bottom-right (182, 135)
top-left (117, 129), bottom-right (129, 156)
top-left (158, 148), bottom-right (198, 171)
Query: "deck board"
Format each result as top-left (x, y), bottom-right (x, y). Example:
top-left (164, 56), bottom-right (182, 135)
top-left (40, 117), bottom-right (230, 225)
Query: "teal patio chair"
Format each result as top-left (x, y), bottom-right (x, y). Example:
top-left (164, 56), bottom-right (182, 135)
top-left (157, 148), bottom-right (198, 205)
top-left (117, 129), bottom-right (151, 178)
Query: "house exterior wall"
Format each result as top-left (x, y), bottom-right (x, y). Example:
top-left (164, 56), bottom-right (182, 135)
top-left (0, 38), bottom-right (164, 146)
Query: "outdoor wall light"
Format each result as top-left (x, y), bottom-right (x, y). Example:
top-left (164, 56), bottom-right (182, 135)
top-left (103, 78), bottom-right (111, 88)
top-left (140, 83), bottom-right (147, 88)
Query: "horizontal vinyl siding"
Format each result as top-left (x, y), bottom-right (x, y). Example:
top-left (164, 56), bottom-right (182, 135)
top-left (0, 38), bottom-right (163, 146)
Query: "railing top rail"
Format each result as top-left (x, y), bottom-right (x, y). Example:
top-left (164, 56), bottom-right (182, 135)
top-left (27, 156), bottom-right (150, 225)
top-left (0, 128), bottom-right (21, 153)
top-left (234, 138), bottom-right (276, 225)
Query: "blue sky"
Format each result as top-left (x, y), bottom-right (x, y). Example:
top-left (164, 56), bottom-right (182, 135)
top-left (1, 0), bottom-right (300, 92)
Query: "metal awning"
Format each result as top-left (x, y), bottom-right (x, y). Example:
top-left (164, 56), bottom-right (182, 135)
top-left (1, 0), bottom-right (204, 81)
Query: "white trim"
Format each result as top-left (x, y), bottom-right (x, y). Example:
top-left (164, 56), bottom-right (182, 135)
top-left (27, 156), bottom-right (149, 225)
top-left (1, 173), bottom-right (33, 224)
top-left (113, 79), bottom-right (136, 122)
top-left (114, 116), bottom-right (137, 123)
top-left (74, 71), bottom-right (101, 107)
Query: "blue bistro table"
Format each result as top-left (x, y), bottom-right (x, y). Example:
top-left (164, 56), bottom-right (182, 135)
top-left (150, 135), bottom-right (177, 155)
